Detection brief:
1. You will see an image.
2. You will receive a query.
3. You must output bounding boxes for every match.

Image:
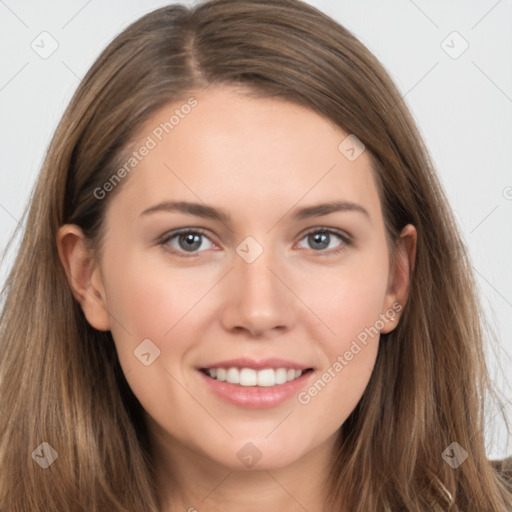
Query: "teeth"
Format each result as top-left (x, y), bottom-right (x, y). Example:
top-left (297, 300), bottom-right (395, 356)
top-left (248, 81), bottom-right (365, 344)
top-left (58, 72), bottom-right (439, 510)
top-left (275, 368), bottom-right (288, 384)
top-left (226, 367), bottom-right (239, 384)
top-left (240, 368), bottom-right (257, 386)
top-left (205, 367), bottom-right (306, 386)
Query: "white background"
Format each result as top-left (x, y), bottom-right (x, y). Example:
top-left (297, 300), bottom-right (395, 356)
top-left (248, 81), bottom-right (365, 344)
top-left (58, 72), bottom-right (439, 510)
top-left (1, 0), bottom-right (511, 458)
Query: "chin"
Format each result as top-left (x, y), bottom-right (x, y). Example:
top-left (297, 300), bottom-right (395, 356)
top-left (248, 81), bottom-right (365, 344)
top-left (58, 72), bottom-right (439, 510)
top-left (204, 436), bottom-right (312, 472)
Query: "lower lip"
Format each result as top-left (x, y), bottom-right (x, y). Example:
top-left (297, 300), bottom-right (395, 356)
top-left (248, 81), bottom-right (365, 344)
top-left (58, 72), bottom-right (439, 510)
top-left (198, 369), bottom-right (314, 409)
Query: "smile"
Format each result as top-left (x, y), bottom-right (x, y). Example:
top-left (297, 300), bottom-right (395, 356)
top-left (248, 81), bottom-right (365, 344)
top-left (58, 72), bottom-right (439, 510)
top-left (197, 366), bottom-right (315, 409)
top-left (201, 367), bottom-right (311, 387)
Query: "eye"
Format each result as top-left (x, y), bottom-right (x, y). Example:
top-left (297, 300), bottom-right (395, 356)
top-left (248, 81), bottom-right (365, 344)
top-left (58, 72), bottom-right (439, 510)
top-left (296, 228), bottom-right (351, 254)
top-left (159, 227), bottom-right (351, 258)
top-left (159, 228), bottom-right (215, 256)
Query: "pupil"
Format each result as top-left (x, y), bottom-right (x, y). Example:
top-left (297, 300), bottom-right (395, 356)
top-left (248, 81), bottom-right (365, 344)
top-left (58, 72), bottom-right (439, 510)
top-left (180, 233), bottom-right (201, 251)
top-left (310, 232), bottom-right (329, 249)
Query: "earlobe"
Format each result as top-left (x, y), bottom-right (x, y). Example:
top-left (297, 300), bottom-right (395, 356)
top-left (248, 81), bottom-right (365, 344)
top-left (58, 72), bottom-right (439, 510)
top-left (380, 224), bottom-right (417, 334)
top-left (56, 224), bottom-right (111, 331)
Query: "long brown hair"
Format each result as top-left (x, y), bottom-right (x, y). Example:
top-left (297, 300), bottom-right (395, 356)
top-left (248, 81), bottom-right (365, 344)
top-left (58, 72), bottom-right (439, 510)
top-left (0, 0), bottom-right (510, 510)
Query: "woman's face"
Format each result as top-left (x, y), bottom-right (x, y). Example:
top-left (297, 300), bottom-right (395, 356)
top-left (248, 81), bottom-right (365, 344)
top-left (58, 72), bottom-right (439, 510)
top-left (61, 85), bottom-right (414, 473)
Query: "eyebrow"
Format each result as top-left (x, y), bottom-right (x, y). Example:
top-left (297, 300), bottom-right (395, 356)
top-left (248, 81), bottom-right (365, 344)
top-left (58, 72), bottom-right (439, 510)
top-left (139, 200), bottom-right (370, 223)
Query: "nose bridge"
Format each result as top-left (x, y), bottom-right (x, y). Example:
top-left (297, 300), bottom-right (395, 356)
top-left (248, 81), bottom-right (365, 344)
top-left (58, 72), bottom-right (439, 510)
top-left (221, 235), bottom-right (295, 335)
top-left (236, 237), bottom-right (283, 307)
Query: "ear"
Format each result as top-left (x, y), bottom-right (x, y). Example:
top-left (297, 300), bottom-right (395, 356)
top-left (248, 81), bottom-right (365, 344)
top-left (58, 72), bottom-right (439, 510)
top-left (380, 223), bottom-right (417, 334)
top-left (56, 224), bottom-right (111, 331)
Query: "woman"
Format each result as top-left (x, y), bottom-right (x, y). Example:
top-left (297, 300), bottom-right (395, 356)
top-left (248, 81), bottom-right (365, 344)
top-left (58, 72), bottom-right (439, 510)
top-left (0, 0), bottom-right (510, 510)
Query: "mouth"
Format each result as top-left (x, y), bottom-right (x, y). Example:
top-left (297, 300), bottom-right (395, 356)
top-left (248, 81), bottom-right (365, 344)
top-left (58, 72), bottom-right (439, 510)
top-left (199, 367), bottom-right (314, 387)
top-left (196, 357), bottom-right (315, 408)
top-left (197, 366), bottom-right (315, 409)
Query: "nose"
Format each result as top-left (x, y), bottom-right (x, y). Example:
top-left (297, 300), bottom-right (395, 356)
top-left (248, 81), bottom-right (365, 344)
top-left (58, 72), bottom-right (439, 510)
top-left (220, 244), bottom-right (297, 338)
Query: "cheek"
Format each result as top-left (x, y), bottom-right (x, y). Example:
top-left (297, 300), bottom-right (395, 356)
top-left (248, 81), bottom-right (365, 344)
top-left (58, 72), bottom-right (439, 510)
top-left (330, 278), bottom-right (387, 343)
top-left (102, 260), bottom-right (207, 424)
top-left (104, 243), bottom-right (212, 330)
top-left (308, 341), bottom-right (379, 430)
top-left (301, 291), bottom-right (382, 428)
top-left (304, 253), bottom-right (390, 342)
top-left (299, 253), bottom-right (388, 414)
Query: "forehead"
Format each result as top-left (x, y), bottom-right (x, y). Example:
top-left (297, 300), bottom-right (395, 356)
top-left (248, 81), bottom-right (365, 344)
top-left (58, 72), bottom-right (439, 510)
top-left (107, 85), bottom-right (380, 225)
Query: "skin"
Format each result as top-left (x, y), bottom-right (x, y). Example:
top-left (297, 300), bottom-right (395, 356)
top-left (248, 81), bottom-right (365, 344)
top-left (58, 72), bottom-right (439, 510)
top-left (57, 85), bottom-right (417, 512)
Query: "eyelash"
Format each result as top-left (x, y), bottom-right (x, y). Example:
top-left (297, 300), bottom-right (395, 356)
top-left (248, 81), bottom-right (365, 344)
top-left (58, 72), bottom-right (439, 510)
top-left (158, 227), bottom-right (352, 258)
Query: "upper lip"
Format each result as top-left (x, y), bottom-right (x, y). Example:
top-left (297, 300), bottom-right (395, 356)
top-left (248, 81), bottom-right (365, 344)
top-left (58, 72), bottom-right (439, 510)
top-left (199, 357), bottom-right (313, 371)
